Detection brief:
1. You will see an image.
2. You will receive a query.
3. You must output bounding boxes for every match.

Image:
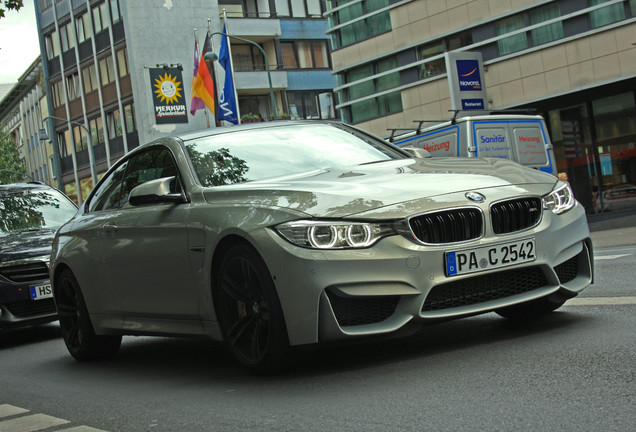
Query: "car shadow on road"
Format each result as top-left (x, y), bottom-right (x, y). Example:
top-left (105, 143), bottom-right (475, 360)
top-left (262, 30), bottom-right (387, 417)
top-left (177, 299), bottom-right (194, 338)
top-left (281, 310), bottom-right (591, 378)
top-left (49, 310), bottom-right (592, 382)
top-left (0, 323), bottom-right (61, 350)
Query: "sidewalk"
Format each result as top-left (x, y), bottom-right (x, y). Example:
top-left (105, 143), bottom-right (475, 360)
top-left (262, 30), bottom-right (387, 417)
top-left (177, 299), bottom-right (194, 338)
top-left (587, 210), bottom-right (636, 248)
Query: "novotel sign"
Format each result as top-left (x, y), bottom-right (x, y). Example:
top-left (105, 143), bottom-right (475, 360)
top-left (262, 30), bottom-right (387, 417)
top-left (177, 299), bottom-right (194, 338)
top-left (446, 52), bottom-right (488, 113)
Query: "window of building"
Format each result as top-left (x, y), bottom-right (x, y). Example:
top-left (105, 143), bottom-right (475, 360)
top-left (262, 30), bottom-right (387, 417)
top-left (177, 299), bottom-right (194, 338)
top-left (124, 103), bottom-right (136, 133)
top-left (287, 91), bottom-right (335, 119)
top-left (92, 3), bottom-right (110, 33)
top-left (73, 125), bottom-right (88, 151)
top-left (589, 0), bottom-right (625, 28)
top-left (418, 42), bottom-right (445, 79)
top-left (60, 21), bottom-right (76, 52)
top-left (89, 116), bottom-right (105, 145)
top-left (110, 0), bottom-right (121, 23)
top-left (83, 64), bottom-right (98, 94)
top-left (447, 30), bottom-right (473, 51)
top-left (39, 0), bottom-right (54, 11)
top-left (530, 3), bottom-right (563, 45)
top-left (116, 48), bottom-right (128, 77)
top-left (66, 73), bottom-right (80, 101)
top-left (232, 44), bottom-right (266, 71)
top-left (99, 56), bottom-right (116, 86)
top-left (107, 109), bottom-right (122, 139)
top-left (59, 130), bottom-right (72, 157)
top-left (280, 40), bottom-right (329, 69)
top-left (52, 80), bottom-right (64, 108)
top-left (329, 0), bottom-right (391, 49)
top-left (46, 31), bottom-right (61, 59)
top-left (496, 14), bottom-right (527, 55)
top-left (76, 12), bottom-right (92, 43)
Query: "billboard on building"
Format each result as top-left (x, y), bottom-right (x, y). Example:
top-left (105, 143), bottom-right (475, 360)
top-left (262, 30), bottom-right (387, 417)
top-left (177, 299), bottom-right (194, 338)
top-left (149, 67), bottom-right (189, 124)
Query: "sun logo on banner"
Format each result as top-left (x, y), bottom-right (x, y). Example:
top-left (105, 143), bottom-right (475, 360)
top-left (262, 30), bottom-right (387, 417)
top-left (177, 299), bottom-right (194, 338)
top-left (153, 73), bottom-right (183, 104)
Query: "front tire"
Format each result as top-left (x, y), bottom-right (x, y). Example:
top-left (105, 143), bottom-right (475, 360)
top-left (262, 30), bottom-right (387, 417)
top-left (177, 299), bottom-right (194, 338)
top-left (55, 269), bottom-right (121, 361)
top-left (215, 243), bottom-right (289, 373)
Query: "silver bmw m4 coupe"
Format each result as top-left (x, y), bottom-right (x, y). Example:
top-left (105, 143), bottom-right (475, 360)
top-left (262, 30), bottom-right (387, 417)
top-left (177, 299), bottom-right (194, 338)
top-left (51, 121), bottom-right (593, 372)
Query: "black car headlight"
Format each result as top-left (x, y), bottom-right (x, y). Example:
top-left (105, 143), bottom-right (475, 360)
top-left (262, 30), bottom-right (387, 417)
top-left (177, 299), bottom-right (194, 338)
top-left (275, 220), bottom-right (396, 249)
top-left (542, 181), bottom-right (575, 215)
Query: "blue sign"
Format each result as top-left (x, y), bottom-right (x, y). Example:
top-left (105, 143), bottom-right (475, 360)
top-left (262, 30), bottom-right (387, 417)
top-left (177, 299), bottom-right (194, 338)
top-left (461, 98), bottom-right (485, 110)
top-left (457, 59), bottom-right (482, 92)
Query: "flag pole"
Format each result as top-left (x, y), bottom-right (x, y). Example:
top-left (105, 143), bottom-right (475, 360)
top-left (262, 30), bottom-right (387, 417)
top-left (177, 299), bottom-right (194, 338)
top-left (207, 18), bottom-right (220, 127)
top-left (223, 9), bottom-right (241, 124)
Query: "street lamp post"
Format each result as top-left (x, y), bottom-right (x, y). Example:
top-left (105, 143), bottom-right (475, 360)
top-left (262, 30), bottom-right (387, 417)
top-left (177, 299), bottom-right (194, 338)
top-left (206, 32), bottom-right (278, 120)
top-left (39, 115), bottom-right (98, 191)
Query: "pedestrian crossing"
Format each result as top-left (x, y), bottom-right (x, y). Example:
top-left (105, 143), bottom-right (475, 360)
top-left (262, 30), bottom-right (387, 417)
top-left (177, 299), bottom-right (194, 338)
top-left (0, 404), bottom-right (107, 432)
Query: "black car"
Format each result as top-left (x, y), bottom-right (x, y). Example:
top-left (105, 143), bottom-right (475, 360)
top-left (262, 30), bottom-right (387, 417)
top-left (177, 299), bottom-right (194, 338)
top-left (0, 182), bottom-right (77, 329)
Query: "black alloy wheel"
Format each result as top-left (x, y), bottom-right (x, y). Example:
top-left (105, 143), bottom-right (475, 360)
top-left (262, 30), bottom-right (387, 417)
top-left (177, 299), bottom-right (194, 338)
top-left (55, 269), bottom-right (121, 361)
top-left (216, 243), bottom-right (289, 373)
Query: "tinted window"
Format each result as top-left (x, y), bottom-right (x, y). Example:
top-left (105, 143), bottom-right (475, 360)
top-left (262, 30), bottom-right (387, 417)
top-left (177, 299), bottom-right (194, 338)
top-left (185, 123), bottom-right (406, 186)
top-left (88, 161), bottom-right (128, 212)
top-left (119, 147), bottom-right (179, 208)
top-left (0, 187), bottom-right (77, 234)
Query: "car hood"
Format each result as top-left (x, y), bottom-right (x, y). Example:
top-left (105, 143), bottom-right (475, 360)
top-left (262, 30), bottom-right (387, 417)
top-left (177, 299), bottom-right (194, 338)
top-left (203, 158), bottom-right (557, 219)
top-left (0, 229), bottom-right (56, 264)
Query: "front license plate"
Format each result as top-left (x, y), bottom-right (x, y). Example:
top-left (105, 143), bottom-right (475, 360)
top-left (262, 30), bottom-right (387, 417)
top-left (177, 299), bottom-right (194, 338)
top-left (445, 238), bottom-right (536, 276)
top-left (30, 283), bottom-right (53, 300)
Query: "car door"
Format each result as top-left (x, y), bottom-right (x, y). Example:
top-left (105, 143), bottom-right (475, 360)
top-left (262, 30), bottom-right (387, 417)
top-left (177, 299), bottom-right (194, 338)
top-left (98, 146), bottom-right (199, 320)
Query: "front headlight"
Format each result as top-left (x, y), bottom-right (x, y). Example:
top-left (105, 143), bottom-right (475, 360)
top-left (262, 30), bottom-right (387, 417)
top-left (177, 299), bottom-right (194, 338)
top-left (542, 181), bottom-right (575, 214)
top-left (275, 220), bottom-right (396, 249)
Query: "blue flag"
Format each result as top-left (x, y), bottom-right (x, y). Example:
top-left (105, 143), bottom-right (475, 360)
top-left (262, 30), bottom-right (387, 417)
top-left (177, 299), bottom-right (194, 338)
top-left (217, 26), bottom-right (238, 124)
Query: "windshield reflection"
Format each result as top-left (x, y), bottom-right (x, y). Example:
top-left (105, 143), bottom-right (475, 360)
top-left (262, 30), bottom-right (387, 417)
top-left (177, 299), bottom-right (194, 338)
top-left (184, 123), bottom-right (406, 186)
top-left (0, 189), bottom-right (77, 234)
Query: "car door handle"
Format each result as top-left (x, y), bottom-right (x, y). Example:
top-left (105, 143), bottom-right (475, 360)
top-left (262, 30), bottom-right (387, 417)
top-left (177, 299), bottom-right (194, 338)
top-left (101, 222), bottom-right (118, 232)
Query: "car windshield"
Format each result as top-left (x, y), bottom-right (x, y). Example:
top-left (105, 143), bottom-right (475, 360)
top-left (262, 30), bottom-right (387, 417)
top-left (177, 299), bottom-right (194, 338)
top-left (184, 123), bottom-right (408, 186)
top-left (0, 188), bottom-right (77, 234)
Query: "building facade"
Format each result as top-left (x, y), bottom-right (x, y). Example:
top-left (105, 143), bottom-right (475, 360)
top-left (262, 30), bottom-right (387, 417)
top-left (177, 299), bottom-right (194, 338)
top-left (0, 59), bottom-right (56, 186)
top-left (327, 0), bottom-right (636, 215)
top-left (35, 0), bottom-right (337, 204)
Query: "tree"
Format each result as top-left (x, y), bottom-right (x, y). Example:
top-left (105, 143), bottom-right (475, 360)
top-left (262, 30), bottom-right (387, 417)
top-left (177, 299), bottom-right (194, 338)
top-left (0, 0), bottom-right (23, 19)
top-left (0, 129), bottom-right (28, 184)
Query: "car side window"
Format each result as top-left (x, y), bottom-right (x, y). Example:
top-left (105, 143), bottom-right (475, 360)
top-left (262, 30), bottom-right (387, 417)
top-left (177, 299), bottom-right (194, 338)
top-left (88, 161), bottom-right (128, 212)
top-left (119, 147), bottom-right (179, 208)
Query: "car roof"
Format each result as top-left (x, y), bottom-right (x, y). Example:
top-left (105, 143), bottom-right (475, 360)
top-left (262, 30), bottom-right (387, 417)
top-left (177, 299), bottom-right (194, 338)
top-left (175, 120), bottom-right (342, 143)
top-left (0, 182), bottom-right (53, 193)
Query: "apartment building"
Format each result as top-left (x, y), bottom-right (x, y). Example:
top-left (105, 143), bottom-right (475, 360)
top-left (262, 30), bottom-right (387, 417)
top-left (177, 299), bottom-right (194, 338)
top-left (35, 0), bottom-right (336, 203)
top-left (326, 0), bottom-right (636, 214)
top-left (0, 59), bottom-right (55, 186)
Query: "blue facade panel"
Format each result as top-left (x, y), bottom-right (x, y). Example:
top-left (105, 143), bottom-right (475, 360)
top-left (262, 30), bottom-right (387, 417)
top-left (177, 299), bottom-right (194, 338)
top-left (286, 70), bottom-right (336, 91)
top-left (279, 20), bottom-right (330, 40)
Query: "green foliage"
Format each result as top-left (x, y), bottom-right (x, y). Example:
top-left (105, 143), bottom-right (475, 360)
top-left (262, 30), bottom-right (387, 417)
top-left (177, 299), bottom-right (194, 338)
top-left (0, 129), bottom-right (28, 184)
top-left (0, 0), bottom-right (24, 19)
top-left (186, 145), bottom-right (248, 187)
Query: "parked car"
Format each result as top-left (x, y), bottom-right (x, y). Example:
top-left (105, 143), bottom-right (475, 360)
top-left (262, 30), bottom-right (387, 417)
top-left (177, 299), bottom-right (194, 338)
top-left (50, 121), bottom-right (593, 372)
top-left (0, 182), bottom-right (78, 330)
top-left (593, 184), bottom-right (636, 213)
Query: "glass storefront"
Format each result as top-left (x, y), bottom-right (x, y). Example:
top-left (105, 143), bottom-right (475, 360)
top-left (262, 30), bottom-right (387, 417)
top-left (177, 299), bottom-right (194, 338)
top-left (545, 87), bottom-right (636, 215)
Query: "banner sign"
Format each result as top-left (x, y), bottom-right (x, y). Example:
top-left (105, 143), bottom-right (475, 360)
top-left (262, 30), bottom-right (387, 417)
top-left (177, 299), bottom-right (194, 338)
top-left (446, 52), bottom-right (488, 113)
top-left (150, 67), bottom-right (188, 124)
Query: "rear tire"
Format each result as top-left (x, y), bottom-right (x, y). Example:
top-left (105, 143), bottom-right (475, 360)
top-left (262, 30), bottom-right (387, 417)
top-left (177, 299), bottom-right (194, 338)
top-left (215, 243), bottom-right (290, 373)
top-left (55, 269), bottom-right (121, 361)
top-left (495, 296), bottom-right (565, 320)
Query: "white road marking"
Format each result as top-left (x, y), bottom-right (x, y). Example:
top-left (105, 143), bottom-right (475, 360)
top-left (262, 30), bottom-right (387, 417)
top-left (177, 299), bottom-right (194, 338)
top-left (565, 296), bottom-right (636, 306)
top-left (595, 254), bottom-right (630, 260)
top-left (0, 405), bottom-right (108, 432)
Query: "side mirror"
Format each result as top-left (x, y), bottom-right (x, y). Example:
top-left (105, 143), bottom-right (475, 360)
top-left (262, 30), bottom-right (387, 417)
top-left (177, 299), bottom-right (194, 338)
top-left (129, 176), bottom-right (185, 206)
top-left (401, 146), bottom-right (432, 158)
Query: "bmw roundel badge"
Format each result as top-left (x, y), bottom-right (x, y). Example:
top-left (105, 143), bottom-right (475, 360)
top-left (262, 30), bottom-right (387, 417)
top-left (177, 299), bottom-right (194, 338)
top-left (465, 191), bottom-right (486, 203)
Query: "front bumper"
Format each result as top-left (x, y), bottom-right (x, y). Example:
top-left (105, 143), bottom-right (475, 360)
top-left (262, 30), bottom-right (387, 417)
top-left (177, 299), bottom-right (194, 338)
top-left (256, 202), bottom-right (593, 346)
top-left (0, 260), bottom-right (57, 329)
